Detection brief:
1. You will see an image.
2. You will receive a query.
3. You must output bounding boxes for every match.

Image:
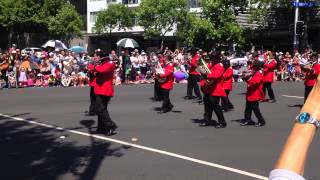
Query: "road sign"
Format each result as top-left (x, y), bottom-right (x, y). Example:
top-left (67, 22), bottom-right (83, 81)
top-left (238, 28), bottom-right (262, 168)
top-left (291, 1), bottom-right (316, 8)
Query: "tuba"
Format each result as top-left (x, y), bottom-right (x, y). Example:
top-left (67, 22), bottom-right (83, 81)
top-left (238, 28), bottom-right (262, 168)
top-left (196, 58), bottom-right (214, 85)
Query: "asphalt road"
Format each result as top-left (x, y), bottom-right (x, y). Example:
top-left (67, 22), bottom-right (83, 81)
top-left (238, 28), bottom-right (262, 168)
top-left (0, 82), bottom-right (319, 180)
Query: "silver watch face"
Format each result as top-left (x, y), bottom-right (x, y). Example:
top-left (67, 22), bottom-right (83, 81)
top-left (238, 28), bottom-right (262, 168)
top-left (297, 112), bottom-right (320, 128)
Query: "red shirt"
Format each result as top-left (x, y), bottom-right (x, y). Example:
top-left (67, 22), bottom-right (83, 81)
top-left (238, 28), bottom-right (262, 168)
top-left (263, 59), bottom-right (277, 83)
top-left (89, 61), bottom-right (115, 97)
top-left (223, 67), bottom-right (233, 91)
top-left (207, 63), bottom-right (227, 97)
top-left (159, 63), bottom-right (174, 90)
top-left (247, 70), bottom-right (264, 102)
top-left (188, 54), bottom-right (200, 75)
top-left (305, 63), bottom-right (320, 87)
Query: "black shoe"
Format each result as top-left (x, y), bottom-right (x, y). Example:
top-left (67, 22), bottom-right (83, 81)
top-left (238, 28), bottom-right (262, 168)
top-left (184, 96), bottom-right (195, 100)
top-left (215, 123), bottom-right (226, 128)
top-left (199, 121), bottom-right (211, 127)
top-left (105, 125), bottom-right (118, 136)
top-left (240, 120), bottom-right (254, 126)
top-left (269, 99), bottom-right (277, 103)
top-left (255, 122), bottom-right (265, 127)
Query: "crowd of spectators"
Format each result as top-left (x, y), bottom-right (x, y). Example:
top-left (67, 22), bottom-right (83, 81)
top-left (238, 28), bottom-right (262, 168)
top-left (0, 44), bottom-right (319, 89)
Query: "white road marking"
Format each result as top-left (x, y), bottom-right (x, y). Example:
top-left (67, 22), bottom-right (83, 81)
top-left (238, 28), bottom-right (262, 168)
top-left (0, 113), bottom-right (268, 180)
top-left (282, 95), bottom-right (304, 99)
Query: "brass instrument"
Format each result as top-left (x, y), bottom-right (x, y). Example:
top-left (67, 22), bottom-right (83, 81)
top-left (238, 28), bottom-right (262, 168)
top-left (240, 71), bottom-right (253, 81)
top-left (196, 58), bottom-right (214, 85)
top-left (302, 61), bottom-right (315, 71)
top-left (155, 61), bottom-right (166, 83)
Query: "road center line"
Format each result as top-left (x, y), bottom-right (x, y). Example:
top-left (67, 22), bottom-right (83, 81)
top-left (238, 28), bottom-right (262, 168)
top-left (282, 95), bottom-right (304, 99)
top-left (0, 113), bottom-right (268, 180)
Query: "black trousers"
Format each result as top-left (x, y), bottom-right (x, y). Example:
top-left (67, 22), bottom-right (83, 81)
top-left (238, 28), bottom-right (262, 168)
top-left (95, 95), bottom-right (117, 132)
top-left (203, 94), bottom-right (212, 120)
top-left (244, 101), bottom-right (265, 123)
top-left (160, 88), bottom-right (173, 111)
top-left (187, 74), bottom-right (202, 98)
top-left (304, 85), bottom-right (313, 103)
top-left (263, 82), bottom-right (276, 100)
top-left (1, 70), bottom-right (8, 87)
top-left (208, 96), bottom-right (226, 125)
top-left (221, 90), bottom-right (234, 110)
top-left (89, 87), bottom-right (96, 114)
top-left (154, 79), bottom-right (162, 101)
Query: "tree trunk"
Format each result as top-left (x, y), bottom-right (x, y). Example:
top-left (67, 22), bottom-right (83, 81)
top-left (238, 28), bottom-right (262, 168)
top-left (160, 35), bottom-right (164, 53)
top-left (8, 27), bottom-right (13, 48)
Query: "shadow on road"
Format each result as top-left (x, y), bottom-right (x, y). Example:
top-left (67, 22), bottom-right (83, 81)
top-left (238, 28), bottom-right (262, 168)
top-left (0, 114), bottom-right (130, 180)
top-left (288, 104), bottom-right (303, 108)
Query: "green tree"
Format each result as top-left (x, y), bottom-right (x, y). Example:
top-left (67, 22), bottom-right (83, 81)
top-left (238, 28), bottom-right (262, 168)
top-left (177, 12), bottom-right (215, 48)
top-left (200, 0), bottom-right (247, 47)
top-left (94, 4), bottom-right (133, 36)
top-left (48, 4), bottom-right (83, 43)
top-left (136, 0), bottom-right (188, 51)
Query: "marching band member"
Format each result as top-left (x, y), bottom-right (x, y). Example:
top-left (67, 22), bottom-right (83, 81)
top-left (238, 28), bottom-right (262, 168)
top-left (86, 52), bottom-right (100, 116)
top-left (199, 55), bottom-right (214, 125)
top-left (88, 56), bottom-right (118, 136)
top-left (185, 49), bottom-right (202, 100)
top-left (302, 52), bottom-right (320, 103)
top-left (262, 51), bottom-right (277, 103)
top-left (240, 61), bottom-right (266, 127)
top-left (200, 52), bottom-right (227, 128)
top-left (221, 60), bottom-right (234, 112)
top-left (157, 55), bottom-right (175, 113)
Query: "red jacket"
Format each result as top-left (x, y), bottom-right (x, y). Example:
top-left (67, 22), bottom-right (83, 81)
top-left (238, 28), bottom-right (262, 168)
top-left (263, 59), bottom-right (277, 83)
top-left (200, 63), bottom-right (213, 94)
top-left (223, 67), bottom-right (233, 91)
top-left (159, 63), bottom-right (174, 90)
top-left (89, 61), bottom-right (115, 97)
top-left (188, 54), bottom-right (200, 75)
top-left (88, 64), bottom-right (96, 87)
top-left (305, 63), bottom-right (320, 87)
top-left (246, 70), bottom-right (264, 102)
top-left (207, 63), bottom-right (227, 97)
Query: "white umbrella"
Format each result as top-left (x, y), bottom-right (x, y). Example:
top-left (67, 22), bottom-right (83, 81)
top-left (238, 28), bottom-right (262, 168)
top-left (116, 38), bottom-right (139, 48)
top-left (42, 40), bottom-right (68, 50)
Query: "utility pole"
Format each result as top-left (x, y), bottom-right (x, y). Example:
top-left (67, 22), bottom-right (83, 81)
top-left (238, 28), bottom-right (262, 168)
top-left (293, 0), bottom-right (300, 52)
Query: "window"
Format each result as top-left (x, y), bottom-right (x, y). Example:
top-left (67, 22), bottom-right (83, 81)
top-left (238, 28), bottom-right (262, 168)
top-left (122, 0), bottom-right (139, 5)
top-left (189, 0), bottom-right (202, 8)
top-left (90, 12), bottom-right (98, 23)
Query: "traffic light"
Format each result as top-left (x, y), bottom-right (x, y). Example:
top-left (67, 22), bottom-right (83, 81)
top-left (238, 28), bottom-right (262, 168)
top-left (296, 21), bottom-right (305, 35)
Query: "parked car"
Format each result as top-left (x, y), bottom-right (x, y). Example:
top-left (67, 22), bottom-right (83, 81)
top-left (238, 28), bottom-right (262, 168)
top-left (22, 47), bottom-right (42, 54)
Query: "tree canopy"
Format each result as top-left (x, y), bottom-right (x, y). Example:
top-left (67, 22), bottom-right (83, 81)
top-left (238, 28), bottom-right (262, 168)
top-left (94, 4), bottom-right (133, 35)
top-left (0, 0), bottom-right (83, 42)
top-left (136, 0), bottom-right (188, 50)
top-left (48, 4), bottom-right (83, 42)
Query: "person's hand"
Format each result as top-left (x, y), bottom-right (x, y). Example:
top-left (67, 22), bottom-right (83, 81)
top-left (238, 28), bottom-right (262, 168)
top-left (201, 73), bottom-right (207, 79)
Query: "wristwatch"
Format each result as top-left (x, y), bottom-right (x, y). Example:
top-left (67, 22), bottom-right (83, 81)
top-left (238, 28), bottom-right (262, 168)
top-left (296, 112), bottom-right (320, 128)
